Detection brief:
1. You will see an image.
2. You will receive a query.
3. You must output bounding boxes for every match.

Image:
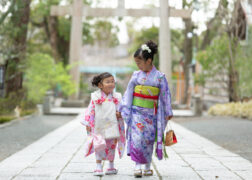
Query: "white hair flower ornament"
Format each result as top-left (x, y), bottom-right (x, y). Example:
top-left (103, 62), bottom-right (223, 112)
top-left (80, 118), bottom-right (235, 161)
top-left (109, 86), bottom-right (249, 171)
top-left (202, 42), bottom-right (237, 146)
top-left (141, 44), bottom-right (151, 53)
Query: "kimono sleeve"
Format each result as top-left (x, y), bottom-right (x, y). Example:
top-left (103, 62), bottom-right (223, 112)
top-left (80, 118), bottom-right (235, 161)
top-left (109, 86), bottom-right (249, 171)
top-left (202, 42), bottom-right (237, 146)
top-left (80, 100), bottom-right (95, 128)
top-left (159, 75), bottom-right (173, 117)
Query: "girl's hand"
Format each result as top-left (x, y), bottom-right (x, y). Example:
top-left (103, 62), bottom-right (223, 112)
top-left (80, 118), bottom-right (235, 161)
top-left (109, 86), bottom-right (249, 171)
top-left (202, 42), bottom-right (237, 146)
top-left (116, 111), bottom-right (122, 119)
top-left (86, 126), bottom-right (91, 132)
top-left (165, 116), bottom-right (173, 121)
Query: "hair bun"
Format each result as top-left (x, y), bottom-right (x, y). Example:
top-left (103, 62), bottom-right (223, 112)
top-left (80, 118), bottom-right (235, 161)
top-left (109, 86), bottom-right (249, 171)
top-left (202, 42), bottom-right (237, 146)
top-left (146, 40), bottom-right (158, 55)
top-left (91, 72), bottom-right (113, 87)
top-left (92, 75), bottom-right (101, 87)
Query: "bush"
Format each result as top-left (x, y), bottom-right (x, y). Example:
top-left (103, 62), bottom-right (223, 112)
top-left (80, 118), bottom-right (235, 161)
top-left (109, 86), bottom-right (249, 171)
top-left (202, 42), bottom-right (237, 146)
top-left (0, 116), bottom-right (15, 124)
top-left (20, 109), bottom-right (37, 116)
top-left (0, 91), bottom-right (24, 115)
top-left (208, 101), bottom-right (252, 120)
top-left (24, 53), bottom-right (76, 103)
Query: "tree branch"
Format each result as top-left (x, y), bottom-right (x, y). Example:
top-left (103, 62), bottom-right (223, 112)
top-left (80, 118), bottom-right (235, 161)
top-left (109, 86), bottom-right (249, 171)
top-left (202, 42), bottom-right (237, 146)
top-left (0, 0), bottom-right (16, 25)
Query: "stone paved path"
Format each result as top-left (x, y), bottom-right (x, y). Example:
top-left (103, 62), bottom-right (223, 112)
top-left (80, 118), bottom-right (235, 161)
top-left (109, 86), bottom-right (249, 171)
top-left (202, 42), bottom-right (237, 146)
top-left (0, 114), bottom-right (252, 180)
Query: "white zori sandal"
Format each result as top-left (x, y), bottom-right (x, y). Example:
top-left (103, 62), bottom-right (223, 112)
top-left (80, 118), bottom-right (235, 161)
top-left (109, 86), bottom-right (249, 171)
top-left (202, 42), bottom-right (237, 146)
top-left (134, 169), bottom-right (142, 178)
top-left (105, 168), bottom-right (118, 175)
top-left (94, 169), bottom-right (104, 176)
top-left (143, 169), bottom-right (153, 176)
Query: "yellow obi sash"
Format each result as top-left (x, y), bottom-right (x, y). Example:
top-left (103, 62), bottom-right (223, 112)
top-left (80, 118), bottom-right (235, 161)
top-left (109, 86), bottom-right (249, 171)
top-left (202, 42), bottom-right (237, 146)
top-left (133, 85), bottom-right (160, 110)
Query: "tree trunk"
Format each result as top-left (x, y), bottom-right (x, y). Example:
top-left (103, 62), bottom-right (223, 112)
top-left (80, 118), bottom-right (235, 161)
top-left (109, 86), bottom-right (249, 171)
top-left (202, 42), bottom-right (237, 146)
top-left (227, 38), bottom-right (239, 102)
top-left (228, 70), bottom-right (239, 102)
top-left (5, 0), bottom-right (31, 97)
top-left (226, 0), bottom-right (241, 102)
top-left (182, 18), bottom-right (193, 104)
top-left (48, 16), bottom-right (61, 63)
top-left (41, 16), bottom-right (69, 65)
top-left (200, 0), bottom-right (226, 50)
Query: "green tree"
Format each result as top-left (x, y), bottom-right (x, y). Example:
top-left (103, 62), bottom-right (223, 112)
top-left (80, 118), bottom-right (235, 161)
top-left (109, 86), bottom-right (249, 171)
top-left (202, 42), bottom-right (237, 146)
top-left (196, 30), bottom-right (252, 101)
top-left (24, 53), bottom-right (76, 103)
top-left (29, 0), bottom-right (94, 65)
top-left (0, 0), bottom-right (31, 97)
top-left (196, 35), bottom-right (230, 88)
top-left (93, 20), bottom-right (119, 47)
top-left (236, 27), bottom-right (252, 98)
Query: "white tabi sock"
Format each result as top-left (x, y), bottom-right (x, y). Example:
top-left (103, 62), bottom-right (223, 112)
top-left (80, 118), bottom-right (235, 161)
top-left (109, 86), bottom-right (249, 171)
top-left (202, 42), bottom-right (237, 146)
top-left (109, 162), bottom-right (114, 169)
top-left (144, 163), bottom-right (151, 170)
top-left (135, 163), bottom-right (142, 170)
top-left (96, 163), bottom-right (102, 171)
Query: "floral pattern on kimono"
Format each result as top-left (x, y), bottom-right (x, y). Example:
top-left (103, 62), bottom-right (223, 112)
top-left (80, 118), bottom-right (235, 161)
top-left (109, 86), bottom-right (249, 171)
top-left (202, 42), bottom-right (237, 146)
top-left (81, 91), bottom-right (126, 160)
top-left (119, 66), bottom-right (173, 163)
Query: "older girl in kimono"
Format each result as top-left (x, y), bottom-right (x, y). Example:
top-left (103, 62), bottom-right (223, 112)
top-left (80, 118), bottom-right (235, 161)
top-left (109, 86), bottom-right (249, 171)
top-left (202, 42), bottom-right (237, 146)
top-left (81, 72), bottom-right (125, 176)
top-left (119, 41), bottom-right (173, 177)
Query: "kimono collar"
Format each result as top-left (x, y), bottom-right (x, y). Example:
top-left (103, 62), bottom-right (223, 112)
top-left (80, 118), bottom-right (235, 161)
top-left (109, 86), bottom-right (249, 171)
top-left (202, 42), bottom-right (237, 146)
top-left (144, 65), bottom-right (156, 74)
top-left (101, 90), bottom-right (112, 99)
top-left (95, 89), bottom-right (119, 105)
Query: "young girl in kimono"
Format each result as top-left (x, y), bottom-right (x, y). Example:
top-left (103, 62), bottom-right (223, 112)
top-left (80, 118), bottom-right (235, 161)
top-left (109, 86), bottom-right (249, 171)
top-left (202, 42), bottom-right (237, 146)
top-left (119, 40), bottom-right (173, 177)
top-left (81, 72), bottom-right (125, 176)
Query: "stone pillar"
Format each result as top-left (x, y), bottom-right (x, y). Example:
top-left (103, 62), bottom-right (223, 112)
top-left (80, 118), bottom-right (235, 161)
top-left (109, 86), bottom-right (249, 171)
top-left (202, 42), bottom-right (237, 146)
top-left (118, 0), bottom-right (125, 8)
top-left (43, 91), bottom-right (54, 115)
top-left (69, 0), bottom-right (83, 100)
top-left (159, 0), bottom-right (172, 86)
top-left (192, 94), bottom-right (202, 116)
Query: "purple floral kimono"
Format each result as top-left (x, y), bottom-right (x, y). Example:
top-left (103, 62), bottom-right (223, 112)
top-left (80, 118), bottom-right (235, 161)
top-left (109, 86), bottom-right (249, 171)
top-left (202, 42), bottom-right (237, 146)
top-left (119, 66), bottom-right (173, 163)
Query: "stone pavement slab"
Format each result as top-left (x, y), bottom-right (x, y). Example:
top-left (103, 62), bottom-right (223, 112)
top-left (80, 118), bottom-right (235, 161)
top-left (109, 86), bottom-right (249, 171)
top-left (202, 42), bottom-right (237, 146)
top-left (0, 114), bottom-right (252, 180)
top-left (49, 108), bottom-right (85, 115)
top-left (48, 108), bottom-right (194, 116)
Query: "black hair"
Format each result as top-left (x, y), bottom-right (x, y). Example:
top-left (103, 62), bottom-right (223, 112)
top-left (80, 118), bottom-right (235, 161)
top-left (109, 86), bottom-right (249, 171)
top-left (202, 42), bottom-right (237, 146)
top-left (91, 72), bottom-right (113, 87)
top-left (134, 40), bottom-right (158, 62)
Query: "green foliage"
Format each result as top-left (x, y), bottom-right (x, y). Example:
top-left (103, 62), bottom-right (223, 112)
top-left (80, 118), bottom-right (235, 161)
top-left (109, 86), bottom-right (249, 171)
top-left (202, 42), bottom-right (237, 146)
top-left (0, 1), bottom-right (27, 61)
top-left (194, 74), bottom-right (205, 86)
top-left (197, 28), bottom-right (252, 98)
top-left (24, 53), bottom-right (76, 103)
top-left (93, 20), bottom-right (119, 47)
top-left (20, 109), bottom-right (37, 117)
top-left (31, 0), bottom-right (60, 18)
top-left (29, 0), bottom-right (94, 65)
top-left (128, 26), bottom-right (159, 67)
top-left (0, 89), bottom-right (35, 115)
top-left (0, 116), bottom-right (15, 124)
top-left (58, 17), bottom-right (71, 42)
top-left (236, 27), bottom-right (252, 98)
top-left (80, 82), bottom-right (90, 93)
top-left (196, 35), bottom-right (230, 86)
top-left (0, 93), bottom-right (21, 115)
top-left (115, 83), bottom-right (124, 95)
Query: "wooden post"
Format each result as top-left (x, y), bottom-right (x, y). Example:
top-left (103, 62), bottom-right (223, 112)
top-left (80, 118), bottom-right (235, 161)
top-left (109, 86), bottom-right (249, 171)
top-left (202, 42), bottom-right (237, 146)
top-left (69, 0), bottom-right (83, 100)
top-left (159, 0), bottom-right (172, 86)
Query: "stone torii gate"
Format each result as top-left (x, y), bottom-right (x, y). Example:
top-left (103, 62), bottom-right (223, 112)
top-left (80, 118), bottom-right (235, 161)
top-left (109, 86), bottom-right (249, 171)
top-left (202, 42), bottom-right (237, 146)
top-left (51, 0), bottom-right (191, 100)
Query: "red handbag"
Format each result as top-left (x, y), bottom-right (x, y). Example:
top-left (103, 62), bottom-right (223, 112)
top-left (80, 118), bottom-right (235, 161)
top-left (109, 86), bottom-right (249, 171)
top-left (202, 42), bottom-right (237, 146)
top-left (165, 122), bottom-right (177, 146)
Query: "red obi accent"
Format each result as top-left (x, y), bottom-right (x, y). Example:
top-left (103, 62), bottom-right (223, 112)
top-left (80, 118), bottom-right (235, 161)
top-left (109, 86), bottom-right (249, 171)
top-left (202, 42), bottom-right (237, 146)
top-left (173, 133), bottom-right (177, 143)
top-left (133, 92), bottom-right (159, 100)
top-left (154, 101), bottom-right (157, 115)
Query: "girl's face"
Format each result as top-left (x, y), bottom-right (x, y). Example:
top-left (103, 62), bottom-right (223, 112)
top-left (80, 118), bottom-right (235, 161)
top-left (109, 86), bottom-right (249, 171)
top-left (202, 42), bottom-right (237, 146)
top-left (134, 57), bottom-right (152, 72)
top-left (98, 76), bottom-right (115, 95)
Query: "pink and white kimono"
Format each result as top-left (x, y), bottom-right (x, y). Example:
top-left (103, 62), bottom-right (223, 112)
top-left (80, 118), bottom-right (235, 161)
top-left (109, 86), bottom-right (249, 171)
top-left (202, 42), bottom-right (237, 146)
top-left (81, 90), bottom-right (126, 161)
